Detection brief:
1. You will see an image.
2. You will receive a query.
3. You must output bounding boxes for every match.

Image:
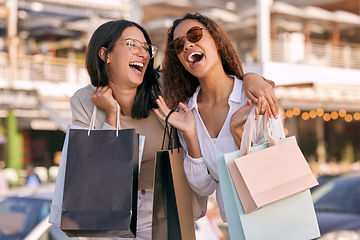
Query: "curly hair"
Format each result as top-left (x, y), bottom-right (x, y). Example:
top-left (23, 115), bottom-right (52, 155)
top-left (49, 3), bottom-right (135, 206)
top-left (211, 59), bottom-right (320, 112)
top-left (163, 13), bottom-right (244, 109)
top-left (86, 20), bottom-right (160, 119)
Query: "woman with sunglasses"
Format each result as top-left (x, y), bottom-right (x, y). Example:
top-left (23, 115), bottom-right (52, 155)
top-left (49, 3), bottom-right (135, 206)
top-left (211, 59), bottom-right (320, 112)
top-left (155, 13), bottom-right (285, 223)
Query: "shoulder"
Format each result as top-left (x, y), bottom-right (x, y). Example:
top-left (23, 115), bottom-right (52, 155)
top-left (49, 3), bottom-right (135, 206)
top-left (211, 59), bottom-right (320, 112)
top-left (71, 84), bottom-right (95, 100)
top-left (70, 84), bottom-right (95, 105)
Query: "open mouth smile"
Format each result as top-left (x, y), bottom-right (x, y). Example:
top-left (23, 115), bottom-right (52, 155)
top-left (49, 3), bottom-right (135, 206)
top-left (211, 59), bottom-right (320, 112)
top-left (129, 61), bottom-right (144, 74)
top-left (187, 51), bottom-right (204, 65)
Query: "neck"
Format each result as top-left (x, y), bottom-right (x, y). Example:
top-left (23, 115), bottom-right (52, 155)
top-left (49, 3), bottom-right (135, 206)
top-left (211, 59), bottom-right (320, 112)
top-left (113, 88), bottom-right (137, 116)
top-left (198, 70), bottom-right (234, 104)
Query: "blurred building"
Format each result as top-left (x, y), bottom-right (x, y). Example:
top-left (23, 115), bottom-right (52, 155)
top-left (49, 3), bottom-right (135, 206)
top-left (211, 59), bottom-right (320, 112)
top-left (0, 0), bottom-right (359, 172)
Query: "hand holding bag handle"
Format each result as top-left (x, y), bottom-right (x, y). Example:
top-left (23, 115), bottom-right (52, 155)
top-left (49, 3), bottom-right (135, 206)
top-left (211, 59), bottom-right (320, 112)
top-left (88, 102), bottom-right (121, 135)
top-left (162, 110), bottom-right (208, 220)
top-left (161, 109), bottom-right (177, 152)
top-left (238, 107), bottom-right (283, 157)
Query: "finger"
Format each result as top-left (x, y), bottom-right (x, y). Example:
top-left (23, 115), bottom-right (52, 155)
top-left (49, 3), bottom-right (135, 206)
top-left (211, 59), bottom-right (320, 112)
top-left (256, 97), bottom-right (264, 115)
top-left (178, 102), bottom-right (190, 112)
top-left (94, 86), bottom-right (102, 95)
top-left (246, 91), bottom-right (258, 104)
top-left (103, 86), bottom-right (112, 95)
top-left (155, 99), bottom-right (166, 116)
top-left (265, 97), bottom-right (276, 119)
top-left (246, 99), bottom-right (253, 107)
top-left (265, 102), bottom-right (272, 119)
top-left (158, 96), bottom-right (168, 108)
top-left (153, 109), bottom-right (166, 122)
top-left (95, 86), bottom-right (108, 95)
top-left (269, 92), bottom-right (279, 118)
top-left (260, 97), bottom-right (267, 115)
top-left (156, 96), bottom-right (171, 117)
top-left (255, 106), bottom-right (259, 120)
top-left (265, 88), bottom-right (278, 114)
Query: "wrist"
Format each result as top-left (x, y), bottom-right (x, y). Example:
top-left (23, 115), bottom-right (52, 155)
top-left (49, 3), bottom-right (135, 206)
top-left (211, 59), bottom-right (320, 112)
top-left (181, 123), bottom-right (197, 138)
top-left (230, 124), bottom-right (243, 136)
top-left (105, 112), bottom-right (117, 128)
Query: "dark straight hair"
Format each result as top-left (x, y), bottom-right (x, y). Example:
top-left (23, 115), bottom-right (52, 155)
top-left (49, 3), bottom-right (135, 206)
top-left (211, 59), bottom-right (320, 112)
top-left (85, 20), bottom-right (160, 119)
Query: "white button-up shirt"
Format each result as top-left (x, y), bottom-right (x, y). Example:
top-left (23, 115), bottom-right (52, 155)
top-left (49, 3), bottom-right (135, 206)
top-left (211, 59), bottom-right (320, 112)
top-left (178, 76), bottom-right (285, 221)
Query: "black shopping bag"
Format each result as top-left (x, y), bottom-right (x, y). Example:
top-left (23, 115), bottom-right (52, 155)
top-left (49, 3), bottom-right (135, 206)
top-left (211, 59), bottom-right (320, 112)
top-left (60, 128), bottom-right (139, 238)
top-left (152, 150), bottom-right (182, 240)
top-left (151, 110), bottom-right (183, 240)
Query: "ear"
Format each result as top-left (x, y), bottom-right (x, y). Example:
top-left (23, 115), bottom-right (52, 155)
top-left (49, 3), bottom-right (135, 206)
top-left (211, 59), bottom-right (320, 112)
top-left (98, 47), bottom-right (110, 64)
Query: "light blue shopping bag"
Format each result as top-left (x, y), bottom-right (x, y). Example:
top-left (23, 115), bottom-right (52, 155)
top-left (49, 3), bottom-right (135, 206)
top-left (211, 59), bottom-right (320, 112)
top-left (217, 150), bottom-right (321, 240)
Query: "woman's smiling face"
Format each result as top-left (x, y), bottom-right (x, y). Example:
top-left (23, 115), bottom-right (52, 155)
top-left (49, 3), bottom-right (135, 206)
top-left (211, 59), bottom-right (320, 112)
top-left (173, 19), bottom-right (221, 79)
top-left (106, 26), bottom-right (150, 89)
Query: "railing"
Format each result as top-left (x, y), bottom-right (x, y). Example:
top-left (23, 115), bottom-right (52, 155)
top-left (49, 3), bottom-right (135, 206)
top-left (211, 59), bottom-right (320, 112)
top-left (1, 39), bottom-right (359, 87)
top-left (236, 40), bottom-right (360, 69)
top-left (0, 52), bottom-right (89, 86)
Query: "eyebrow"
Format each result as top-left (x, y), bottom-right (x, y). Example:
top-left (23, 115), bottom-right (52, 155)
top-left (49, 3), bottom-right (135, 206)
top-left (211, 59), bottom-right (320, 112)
top-left (123, 37), bottom-right (148, 44)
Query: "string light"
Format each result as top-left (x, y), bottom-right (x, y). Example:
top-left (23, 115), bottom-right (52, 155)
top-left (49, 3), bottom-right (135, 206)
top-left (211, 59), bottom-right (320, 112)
top-left (345, 114), bottom-right (353, 122)
top-left (354, 112), bottom-right (360, 121)
top-left (283, 108), bottom-right (360, 122)
top-left (339, 109), bottom-right (346, 118)
top-left (286, 109), bottom-right (293, 118)
top-left (293, 108), bottom-right (301, 116)
top-left (309, 110), bottom-right (317, 119)
top-left (302, 112), bottom-right (309, 120)
top-left (317, 108), bottom-right (324, 117)
top-left (331, 111), bottom-right (339, 120)
top-left (323, 113), bottom-right (331, 121)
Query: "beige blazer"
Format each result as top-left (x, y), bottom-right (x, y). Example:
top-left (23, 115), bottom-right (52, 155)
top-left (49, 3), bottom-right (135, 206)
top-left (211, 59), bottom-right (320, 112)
top-left (70, 84), bottom-right (109, 129)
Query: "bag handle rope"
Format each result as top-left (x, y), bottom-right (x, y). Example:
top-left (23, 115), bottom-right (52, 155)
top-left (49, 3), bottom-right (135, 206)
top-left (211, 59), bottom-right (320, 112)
top-left (88, 102), bottom-right (121, 136)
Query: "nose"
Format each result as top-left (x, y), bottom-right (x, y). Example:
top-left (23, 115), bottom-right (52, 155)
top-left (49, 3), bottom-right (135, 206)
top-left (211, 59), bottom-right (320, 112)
top-left (138, 46), bottom-right (147, 58)
top-left (182, 38), bottom-right (194, 53)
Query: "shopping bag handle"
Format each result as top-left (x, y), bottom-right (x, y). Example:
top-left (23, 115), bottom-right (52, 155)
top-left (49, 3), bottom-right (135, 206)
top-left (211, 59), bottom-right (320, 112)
top-left (161, 109), bottom-right (180, 153)
top-left (239, 108), bottom-right (282, 156)
top-left (88, 102), bottom-right (121, 136)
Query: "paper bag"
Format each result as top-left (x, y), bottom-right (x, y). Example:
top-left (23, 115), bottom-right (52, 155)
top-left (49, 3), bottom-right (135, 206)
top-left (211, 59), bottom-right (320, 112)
top-left (217, 150), bottom-right (320, 240)
top-left (60, 128), bottom-right (139, 238)
top-left (230, 109), bottom-right (318, 213)
top-left (151, 111), bottom-right (202, 240)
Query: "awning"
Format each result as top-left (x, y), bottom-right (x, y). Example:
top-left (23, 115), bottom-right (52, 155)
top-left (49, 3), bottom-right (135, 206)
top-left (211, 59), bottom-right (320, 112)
top-left (275, 82), bottom-right (360, 112)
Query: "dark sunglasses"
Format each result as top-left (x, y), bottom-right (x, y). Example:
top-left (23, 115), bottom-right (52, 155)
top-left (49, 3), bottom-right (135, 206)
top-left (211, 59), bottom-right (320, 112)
top-left (169, 26), bottom-right (208, 55)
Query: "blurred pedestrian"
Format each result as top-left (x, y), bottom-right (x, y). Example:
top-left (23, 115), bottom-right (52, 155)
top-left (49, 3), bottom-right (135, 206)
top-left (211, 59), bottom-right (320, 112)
top-left (25, 163), bottom-right (41, 186)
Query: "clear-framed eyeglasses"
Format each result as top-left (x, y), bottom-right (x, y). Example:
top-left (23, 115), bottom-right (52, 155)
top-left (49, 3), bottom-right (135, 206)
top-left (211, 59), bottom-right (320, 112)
top-left (115, 38), bottom-right (157, 59)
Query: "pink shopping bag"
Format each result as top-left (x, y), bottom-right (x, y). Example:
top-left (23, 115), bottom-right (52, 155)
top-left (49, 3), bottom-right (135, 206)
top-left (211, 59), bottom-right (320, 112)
top-left (229, 108), bottom-right (318, 214)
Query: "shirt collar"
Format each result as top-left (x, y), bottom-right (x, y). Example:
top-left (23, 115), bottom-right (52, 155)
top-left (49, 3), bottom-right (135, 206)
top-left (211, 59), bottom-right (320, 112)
top-left (228, 75), bottom-right (243, 104)
top-left (187, 85), bottom-right (201, 111)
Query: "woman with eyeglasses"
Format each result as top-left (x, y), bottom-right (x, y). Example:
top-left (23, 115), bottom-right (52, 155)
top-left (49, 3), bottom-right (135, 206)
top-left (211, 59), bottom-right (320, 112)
top-left (71, 19), bottom-right (280, 239)
top-left (70, 20), bottom-right (160, 240)
top-left (155, 13), bottom-right (285, 223)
